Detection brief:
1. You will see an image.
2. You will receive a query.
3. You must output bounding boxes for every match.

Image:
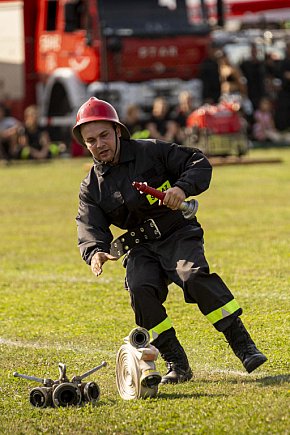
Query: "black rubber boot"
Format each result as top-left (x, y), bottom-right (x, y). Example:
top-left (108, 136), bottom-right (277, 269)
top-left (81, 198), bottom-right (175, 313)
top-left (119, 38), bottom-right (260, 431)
top-left (152, 328), bottom-right (193, 384)
top-left (223, 317), bottom-right (267, 373)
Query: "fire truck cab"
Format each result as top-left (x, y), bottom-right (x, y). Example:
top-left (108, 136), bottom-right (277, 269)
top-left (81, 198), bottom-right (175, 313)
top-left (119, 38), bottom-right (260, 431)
top-left (35, 0), bottom-right (211, 138)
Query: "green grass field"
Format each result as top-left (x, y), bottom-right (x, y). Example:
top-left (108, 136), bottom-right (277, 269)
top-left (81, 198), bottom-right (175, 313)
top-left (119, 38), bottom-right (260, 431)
top-left (0, 148), bottom-right (289, 434)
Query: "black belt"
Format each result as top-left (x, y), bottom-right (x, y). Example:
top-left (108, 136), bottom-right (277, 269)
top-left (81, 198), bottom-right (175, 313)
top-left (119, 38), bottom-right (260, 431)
top-left (110, 219), bottom-right (162, 258)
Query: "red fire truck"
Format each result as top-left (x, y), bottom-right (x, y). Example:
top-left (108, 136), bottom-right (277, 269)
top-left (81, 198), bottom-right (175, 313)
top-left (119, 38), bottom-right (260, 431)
top-left (0, 0), bottom-right (211, 142)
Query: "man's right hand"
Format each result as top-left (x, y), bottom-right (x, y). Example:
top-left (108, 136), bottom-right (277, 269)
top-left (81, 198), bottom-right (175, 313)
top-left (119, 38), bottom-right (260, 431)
top-left (91, 252), bottom-right (118, 277)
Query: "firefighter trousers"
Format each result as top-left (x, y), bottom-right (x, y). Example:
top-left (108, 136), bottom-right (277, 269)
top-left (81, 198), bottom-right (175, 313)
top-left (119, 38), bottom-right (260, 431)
top-left (125, 224), bottom-right (242, 338)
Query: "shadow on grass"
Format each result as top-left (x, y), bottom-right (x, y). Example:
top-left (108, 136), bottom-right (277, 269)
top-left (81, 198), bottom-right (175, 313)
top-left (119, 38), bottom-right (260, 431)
top-left (158, 391), bottom-right (228, 400)
top-left (256, 373), bottom-right (290, 386)
top-left (226, 373), bottom-right (290, 387)
top-left (195, 373), bottom-right (290, 387)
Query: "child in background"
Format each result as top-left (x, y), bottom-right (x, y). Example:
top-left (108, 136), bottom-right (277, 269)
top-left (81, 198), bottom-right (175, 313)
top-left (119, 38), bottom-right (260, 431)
top-left (253, 97), bottom-right (290, 144)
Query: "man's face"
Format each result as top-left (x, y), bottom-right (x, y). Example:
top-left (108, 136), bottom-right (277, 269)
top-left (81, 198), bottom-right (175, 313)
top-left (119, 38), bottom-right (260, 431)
top-left (81, 120), bottom-right (120, 162)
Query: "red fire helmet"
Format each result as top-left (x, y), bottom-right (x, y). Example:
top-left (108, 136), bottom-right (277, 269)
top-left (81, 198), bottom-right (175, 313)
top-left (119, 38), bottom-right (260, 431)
top-left (72, 97), bottom-right (130, 145)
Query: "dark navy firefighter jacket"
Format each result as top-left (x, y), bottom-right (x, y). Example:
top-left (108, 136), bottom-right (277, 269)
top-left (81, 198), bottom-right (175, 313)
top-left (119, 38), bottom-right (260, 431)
top-left (76, 138), bottom-right (212, 265)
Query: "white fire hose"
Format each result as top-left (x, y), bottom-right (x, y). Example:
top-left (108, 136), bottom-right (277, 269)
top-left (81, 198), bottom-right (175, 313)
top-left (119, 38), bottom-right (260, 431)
top-left (116, 327), bottom-right (161, 400)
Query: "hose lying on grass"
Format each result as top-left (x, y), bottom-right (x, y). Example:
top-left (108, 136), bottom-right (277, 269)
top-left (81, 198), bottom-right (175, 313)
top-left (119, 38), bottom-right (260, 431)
top-left (116, 327), bottom-right (161, 400)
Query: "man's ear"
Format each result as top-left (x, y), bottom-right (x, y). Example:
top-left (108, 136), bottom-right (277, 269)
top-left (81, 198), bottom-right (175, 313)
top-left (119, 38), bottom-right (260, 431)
top-left (115, 125), bottom-right (121, 138)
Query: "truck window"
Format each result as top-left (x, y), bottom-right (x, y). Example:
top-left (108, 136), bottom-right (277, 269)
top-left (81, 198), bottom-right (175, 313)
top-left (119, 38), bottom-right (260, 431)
top-left (98, 0), bottom-right (209, 36)
top-left (46, 0), bottom-right (57, 31)
top-left (64, 0), bottom-right (85, 32)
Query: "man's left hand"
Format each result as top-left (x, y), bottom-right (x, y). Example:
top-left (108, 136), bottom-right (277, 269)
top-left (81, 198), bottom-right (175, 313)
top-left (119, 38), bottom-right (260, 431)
top-left (91, 251), bottom-right (118, 277)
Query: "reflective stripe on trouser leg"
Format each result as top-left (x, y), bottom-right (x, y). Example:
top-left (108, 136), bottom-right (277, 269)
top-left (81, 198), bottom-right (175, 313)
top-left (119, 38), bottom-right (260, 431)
top-left (148, 317), bottom-right (172, 341)
top-left (206, 299), bottom-right (240, 325)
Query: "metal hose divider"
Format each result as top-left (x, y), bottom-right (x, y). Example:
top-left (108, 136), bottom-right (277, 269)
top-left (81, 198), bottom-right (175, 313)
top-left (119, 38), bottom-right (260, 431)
top-left (13, 361), bottom-right (106, 407)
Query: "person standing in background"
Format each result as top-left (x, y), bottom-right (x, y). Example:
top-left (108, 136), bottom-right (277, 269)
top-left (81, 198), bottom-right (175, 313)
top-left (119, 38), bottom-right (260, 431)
top-left (240, 44), bottom-right (266, 111)
top-left (274, 41), bottom-right (290, 131)
top-left (198, 44), bottom-right (221, 104)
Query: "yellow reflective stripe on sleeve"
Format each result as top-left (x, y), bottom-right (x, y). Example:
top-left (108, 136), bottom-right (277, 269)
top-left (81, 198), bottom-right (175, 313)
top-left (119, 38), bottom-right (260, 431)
top-left (149, 317), bottom-right (172, 341)
top-left (146, 180), bottom-right (171, 205)
top-left (206, 299), bottom-right (240, 324)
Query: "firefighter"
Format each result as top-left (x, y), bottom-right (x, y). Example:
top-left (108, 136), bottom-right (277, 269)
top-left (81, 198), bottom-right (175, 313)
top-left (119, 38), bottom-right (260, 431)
top-left (73, 97), bottom-right (267, 384)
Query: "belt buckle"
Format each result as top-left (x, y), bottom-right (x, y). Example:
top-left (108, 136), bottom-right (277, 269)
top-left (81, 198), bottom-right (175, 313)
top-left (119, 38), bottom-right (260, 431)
top-left (145, 218), bottom-right (161, 239)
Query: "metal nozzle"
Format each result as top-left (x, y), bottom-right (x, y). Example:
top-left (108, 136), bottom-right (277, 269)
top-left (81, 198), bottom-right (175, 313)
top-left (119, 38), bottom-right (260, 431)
top-left (128, 327), bottom-right (150, 348)
top-left (179, 199), bottom-right (199, 220)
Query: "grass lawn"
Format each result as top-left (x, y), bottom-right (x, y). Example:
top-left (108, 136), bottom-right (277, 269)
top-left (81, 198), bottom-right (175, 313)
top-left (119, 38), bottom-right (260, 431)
top-left (0, 148), bottom-right (289, 434)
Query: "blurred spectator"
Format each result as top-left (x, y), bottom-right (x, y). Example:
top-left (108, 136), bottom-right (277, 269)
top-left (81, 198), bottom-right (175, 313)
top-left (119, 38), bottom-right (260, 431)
top-left (17, 105), bottom-right (59, 160)
top-left (218, 51), bottom-right (247, 97)
top-left (0, 102), bottom-right (21, 161)
top-left (274, 41), bottom-right (290, 131)
top-left (123, 104), bottom-right (149, 139)
top-left (145, 97), bottom-right (179, 142)
top-left (264, 52), bottom-right (282, 101)
top-left (198, 44), bottom-right (221, 104)
top-left (171, 91), bottom-right (198, 128)
top-left (218, 51), bottom-right (253, 118)
top-left (240, 44), bottom-right (266, 111)
top-left (170, 91), bottom-right (199, 143)
top-left (253, 96), bottom-right (290, 144)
